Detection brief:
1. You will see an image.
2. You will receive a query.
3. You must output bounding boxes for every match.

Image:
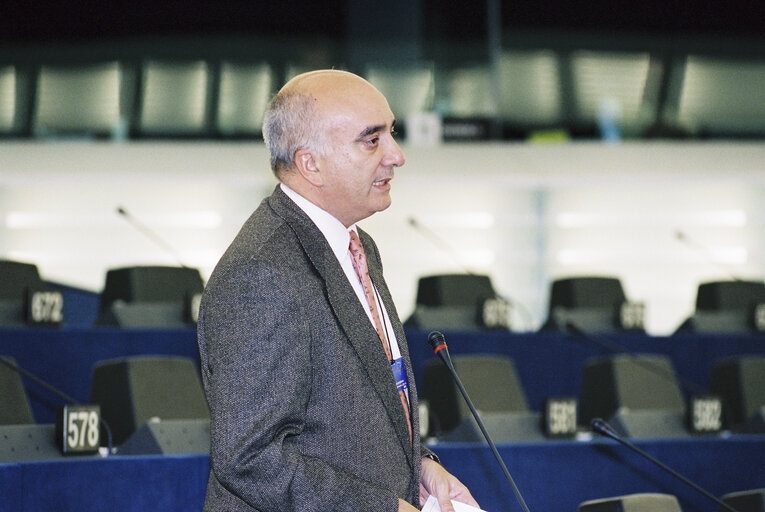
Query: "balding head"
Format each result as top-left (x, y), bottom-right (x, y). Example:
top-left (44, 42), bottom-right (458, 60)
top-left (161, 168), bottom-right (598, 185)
top-left (262, 70), bottom-right (384, 178)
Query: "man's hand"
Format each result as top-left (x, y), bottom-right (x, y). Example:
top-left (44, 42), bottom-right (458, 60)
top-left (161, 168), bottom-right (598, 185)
top-left (418, 456), bottom-right (479, 512)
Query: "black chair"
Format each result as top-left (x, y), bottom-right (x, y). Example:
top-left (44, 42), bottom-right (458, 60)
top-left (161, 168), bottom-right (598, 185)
top-left (89, 356), bottom-right (210, 446)
top-left (0, 259), bottom-right (47, 326)
top-left (96, 265), bottom-right (204, 328)
top-left (0, 357), bottom-right (35, 425)
top-left (711, 356), bottom-right (765, 433)
top-left (541, 276), bottom-right (644, 333)
top-left (404, 274), bottom-right (507, 331)
top-left (578, 493), bottom-right (682, 512)
top-left (421, 354), bottom-right (543, 442)
top-left (721, 489), bottom-right (765, 512)
top-left (676, 280), bottom-right (765, 334)
top-left (579, 354), bottom-right (689, 438)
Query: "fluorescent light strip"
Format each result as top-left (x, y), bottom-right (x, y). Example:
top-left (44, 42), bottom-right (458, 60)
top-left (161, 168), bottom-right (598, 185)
top-left (7, 249), bottom-right (223, 267)
top-left (6, 211), bottom-right (222, 229)
top-left (557, 247), bottom-right (748, 266)
top-left (556, 210), bottom-right (747, 228)
top-left (415, 212), bottom-right (496, 229)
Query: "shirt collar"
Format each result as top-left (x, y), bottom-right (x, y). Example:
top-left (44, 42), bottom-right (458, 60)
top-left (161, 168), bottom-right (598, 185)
top-left (280, 182), bottom-right (356, 262)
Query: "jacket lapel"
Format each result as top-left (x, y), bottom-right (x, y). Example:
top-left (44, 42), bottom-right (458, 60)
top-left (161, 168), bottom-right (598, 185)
top-left (267, 187), bottom-right (414, 466)
top-left (360, 228), bottom-right (421, 452)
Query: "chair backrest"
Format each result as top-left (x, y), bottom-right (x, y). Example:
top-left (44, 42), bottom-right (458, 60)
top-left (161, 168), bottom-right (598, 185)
top-left (33, 62), bottom-right (121, 135)
top-left (675, 280), bottom-right (765, 334)
top-left (721, 489), bottom-right (765, 512)
top-left (579, 354), bottom-right (685, 426)
top-left (0, 260), bottom-right (45, 300)
top-left (415, 274), bottom-right (496, 308)
top-left (579, 493), bottom-right (682, 512)
top-left (139, 60), bottom-right (208, 134)
top-left (542, 276), bottom-right (632, 332)
top-left (0, 66), bottom-right (16, 133)
top-left (711, 356), bottom-right (765, 428)
top-left (696, 280), bottom-right (765, 312)
top-left (422, 354), bottom-right (529, 434)
top-left (216, 61), bottom-right (273, 135)
top-left (406, 274), bottom-right (501, 331)
top-left (90, 356), bottom-right (209, 445)
top-left (0, 357), bottom-right (35, 425)
top-left (96, 266), bottom-right (204, 327)
top-left (549, 276), bottom-right (626, 310)
top-left (0, 260), bottom-right (47, 326)
top-left (365, 64), bottom-right (434, 119)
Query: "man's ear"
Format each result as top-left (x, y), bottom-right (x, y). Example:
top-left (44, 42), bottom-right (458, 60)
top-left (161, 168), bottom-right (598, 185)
top-left (294, 149), bottom-right (322, 187)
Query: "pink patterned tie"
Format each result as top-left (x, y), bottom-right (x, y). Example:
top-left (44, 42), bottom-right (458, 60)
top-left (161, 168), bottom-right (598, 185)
top-left (348, 230), bottom-right (412, 442)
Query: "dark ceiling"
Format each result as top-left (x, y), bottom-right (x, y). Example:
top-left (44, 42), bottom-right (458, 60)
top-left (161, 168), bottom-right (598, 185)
top-left (1, 0), bottom-right (763, 44)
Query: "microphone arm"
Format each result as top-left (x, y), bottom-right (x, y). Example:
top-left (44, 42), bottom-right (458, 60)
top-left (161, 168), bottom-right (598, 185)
top-left (590, 419), bottom-right (739, 512)
top-left (674, 230), bottom-right (742, 282)
top-left (564, 321), bottom-right (706, 395)
top-left (408, 217), bottom-right (469, 272)
top-left (116, 205), bottom-right (189, 268)
top-left (0, 356), bottom-right (114, 454)
top-left (427, 332), bottom-right (532, 512)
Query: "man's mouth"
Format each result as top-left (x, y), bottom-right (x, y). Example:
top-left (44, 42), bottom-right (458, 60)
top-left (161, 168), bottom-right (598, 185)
top-left (373, 177), bottom-right (392, 186)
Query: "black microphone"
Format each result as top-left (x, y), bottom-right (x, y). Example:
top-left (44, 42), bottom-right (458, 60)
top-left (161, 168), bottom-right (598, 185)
top-left (427, 331), bottom-right (532, 512)
top-left (0, 356), bottom-right (114, 454)
top-left (116, 205), bottom-right (189, 269)
top-left (590, 418), bottom-right (739, 512)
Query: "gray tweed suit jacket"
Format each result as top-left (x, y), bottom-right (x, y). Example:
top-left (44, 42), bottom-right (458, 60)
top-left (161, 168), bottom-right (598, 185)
top-left (197, 185), bottom-right (427, 511)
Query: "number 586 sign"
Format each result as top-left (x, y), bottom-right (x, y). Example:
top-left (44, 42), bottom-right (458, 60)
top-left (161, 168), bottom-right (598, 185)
top-left (56, 405), bottom-right (101, 454)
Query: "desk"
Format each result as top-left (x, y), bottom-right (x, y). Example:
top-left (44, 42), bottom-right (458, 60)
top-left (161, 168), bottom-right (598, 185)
top-left (406, 329), bottom-right (765, 410)
top-left (1, 328), bottom-right (763, 422)
top-left (1, 436), bottom-right (762, 511)
top-left (435, 435), bottom-right (765, 512)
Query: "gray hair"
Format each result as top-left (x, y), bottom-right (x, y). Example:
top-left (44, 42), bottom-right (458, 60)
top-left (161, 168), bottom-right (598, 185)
top-left (262, 90), bottom-right (327, 177)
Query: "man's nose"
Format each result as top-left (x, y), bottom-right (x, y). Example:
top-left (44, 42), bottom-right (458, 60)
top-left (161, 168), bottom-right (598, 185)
top-left (384, 136), bottom-right (406, 168)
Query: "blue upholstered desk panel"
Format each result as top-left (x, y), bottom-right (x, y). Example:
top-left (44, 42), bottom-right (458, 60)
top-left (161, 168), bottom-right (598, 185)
top-left (0, 454), bottom-right (209, 512)
top-left (405, 329), bottom-right (765, 410)
top-left (433, 435), bottom-right (765, 512)
top-left (1, 327), bottom-right (763, 423)
top-left (0, 437), bottom-right (762, 512)
top-left (0, 327), bottom-right (198, 423)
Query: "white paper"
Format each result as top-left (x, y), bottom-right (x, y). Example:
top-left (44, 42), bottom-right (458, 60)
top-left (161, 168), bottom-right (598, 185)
top-left (421, 495), bottom-right (487, 512)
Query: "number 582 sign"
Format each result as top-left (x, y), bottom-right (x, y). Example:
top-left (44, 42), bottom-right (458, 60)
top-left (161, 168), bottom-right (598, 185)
top-left (56, 405), bottom-right (101, 454)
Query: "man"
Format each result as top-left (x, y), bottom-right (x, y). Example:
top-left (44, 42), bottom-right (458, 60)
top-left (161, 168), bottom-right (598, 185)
top-left (197, 70), bottom-right (478, 512)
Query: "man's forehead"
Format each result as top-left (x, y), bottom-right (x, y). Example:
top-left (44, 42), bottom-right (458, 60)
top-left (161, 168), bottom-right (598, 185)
top-left (325, 104), bottom-right (395, 139)
top-left (318, 89), bottom-right (394, 130)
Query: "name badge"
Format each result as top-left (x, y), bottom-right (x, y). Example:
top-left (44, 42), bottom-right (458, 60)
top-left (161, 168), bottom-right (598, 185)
top-left (390, 358), bottom-right (409, 393)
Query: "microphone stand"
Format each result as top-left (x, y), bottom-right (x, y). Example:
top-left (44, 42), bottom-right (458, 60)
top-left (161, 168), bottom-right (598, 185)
top-left (565, 321), bottom-right (706, 395)
top-left (428, 332), bottom-right (532, 512)
top-left (116, 205), bottom-right (189, 269)
top-left (591, 418), bottom-right (739, 512)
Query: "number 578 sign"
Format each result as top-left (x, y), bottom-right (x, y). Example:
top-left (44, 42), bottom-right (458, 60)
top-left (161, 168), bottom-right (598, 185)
top-left (56, 405), bottom-right (101, 454)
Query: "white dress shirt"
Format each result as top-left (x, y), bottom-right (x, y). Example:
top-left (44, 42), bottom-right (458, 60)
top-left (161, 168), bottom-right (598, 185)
top-left (280, 183), bottom-right (404, 363)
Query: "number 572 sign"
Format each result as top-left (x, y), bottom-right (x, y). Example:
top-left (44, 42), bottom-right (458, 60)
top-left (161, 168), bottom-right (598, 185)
top-left (56, 405), bottom-right (101, 454)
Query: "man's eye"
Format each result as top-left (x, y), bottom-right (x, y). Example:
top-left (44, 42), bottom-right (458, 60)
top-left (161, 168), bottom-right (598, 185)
top-left (367, 137), bottom-right (379, 146)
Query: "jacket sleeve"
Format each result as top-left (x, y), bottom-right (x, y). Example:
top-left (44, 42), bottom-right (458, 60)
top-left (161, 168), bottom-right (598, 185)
top-left (198, 259), bottom-right (400, 512)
